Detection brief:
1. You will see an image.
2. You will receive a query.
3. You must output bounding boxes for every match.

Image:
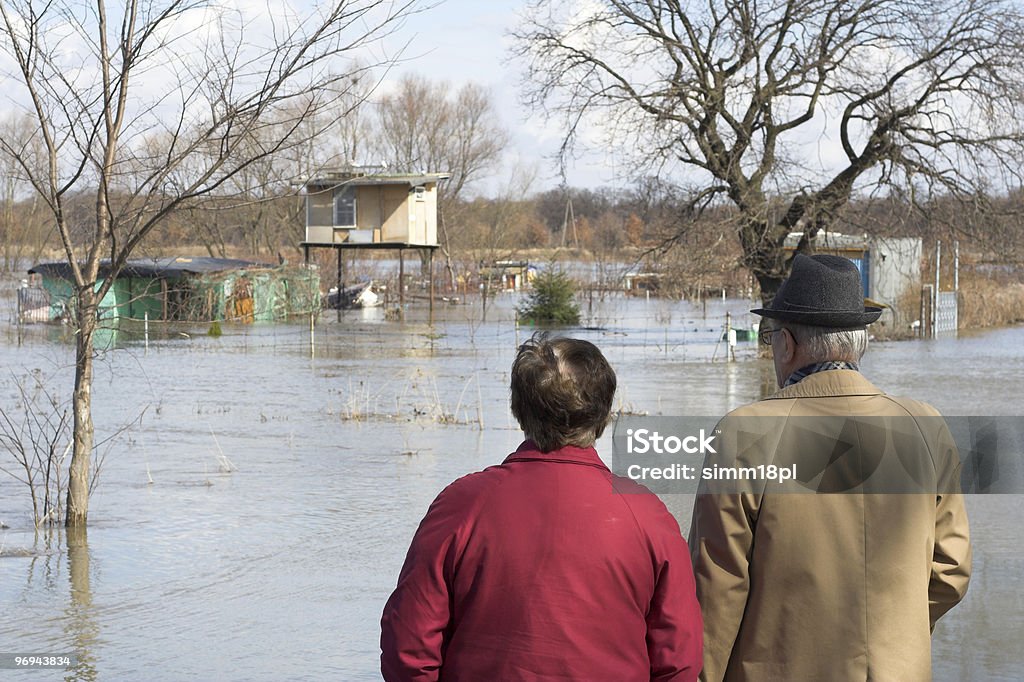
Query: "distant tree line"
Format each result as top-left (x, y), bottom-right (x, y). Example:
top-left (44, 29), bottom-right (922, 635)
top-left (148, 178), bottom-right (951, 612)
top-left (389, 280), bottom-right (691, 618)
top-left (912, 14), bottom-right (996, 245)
top-left (4, 74), bottom-right (1024, 293)
top-left (5, 158), bottom-right (1024, 291)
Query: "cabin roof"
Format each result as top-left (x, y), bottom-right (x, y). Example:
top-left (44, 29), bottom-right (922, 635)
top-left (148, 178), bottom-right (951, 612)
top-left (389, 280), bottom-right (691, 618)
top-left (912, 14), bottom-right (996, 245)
top-left (29, 257), bottom-right (271, 281)
top-left (304, 171), bottom-right (450, 190)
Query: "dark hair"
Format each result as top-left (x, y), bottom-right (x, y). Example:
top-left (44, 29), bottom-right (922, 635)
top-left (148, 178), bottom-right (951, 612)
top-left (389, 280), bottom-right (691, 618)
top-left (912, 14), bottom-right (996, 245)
top-left (510, 333), bottom-right (616, 452)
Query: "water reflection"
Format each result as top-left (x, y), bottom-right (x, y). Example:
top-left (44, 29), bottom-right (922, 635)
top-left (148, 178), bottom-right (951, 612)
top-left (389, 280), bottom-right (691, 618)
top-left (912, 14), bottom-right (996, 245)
top-left (64, 527), bottom-right (97, 682)
top-left (23, 530), bottom-right (61, 592)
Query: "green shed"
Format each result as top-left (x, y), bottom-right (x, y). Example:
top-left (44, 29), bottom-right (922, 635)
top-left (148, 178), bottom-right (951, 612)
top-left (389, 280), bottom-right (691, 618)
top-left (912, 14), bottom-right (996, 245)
top-left (28, 257), bottom-right (321, 323)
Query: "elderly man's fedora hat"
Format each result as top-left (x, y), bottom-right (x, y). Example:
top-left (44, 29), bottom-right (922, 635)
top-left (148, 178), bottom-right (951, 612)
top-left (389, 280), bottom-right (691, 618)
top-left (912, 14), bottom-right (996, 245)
top-left (751, 254), bottom-right (883, 327)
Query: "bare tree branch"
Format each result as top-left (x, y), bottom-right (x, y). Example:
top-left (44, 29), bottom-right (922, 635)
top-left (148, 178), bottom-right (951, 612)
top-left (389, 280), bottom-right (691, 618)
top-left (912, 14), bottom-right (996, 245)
top-left (514, 0), bottom-right (1024, 298)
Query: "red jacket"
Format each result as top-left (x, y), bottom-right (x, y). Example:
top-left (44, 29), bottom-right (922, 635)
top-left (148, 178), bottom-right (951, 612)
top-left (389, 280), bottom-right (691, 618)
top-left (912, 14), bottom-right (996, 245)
top-left (381, 440), bottom-right (703, 681)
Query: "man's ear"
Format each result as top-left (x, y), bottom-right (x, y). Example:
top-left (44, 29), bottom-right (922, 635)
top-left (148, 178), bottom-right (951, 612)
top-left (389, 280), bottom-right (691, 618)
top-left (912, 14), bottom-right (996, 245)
top-left (780, 328), bottom-right (797, 363)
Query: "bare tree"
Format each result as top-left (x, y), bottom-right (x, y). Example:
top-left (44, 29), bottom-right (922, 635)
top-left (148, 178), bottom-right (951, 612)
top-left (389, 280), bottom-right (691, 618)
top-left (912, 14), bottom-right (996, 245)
top-left (0, 0), bottom-right (422, 526)
top-left (514, 0), bottom-right (1024, 302)
top-left (0, 373), bottom-right (71, 527)
top-left (460, 162), bottom-right (539, 253)
top-left (0, 369), bottom-right (140, 527)
top-left (187, 81), bottom-right (377, 258)
top-left (376, 76), bottom-right (507, 200)
top-left (373, 75), bottom-right (509, 286)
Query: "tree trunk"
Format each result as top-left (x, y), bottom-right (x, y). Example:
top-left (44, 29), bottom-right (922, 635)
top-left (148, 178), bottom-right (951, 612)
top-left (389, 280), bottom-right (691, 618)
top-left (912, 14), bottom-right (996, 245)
top-left (738, 217), bottom-right (789, 307)
top-left (65, 288), bottom-right (97, 527)
top-left (752, 259), bottom-right (786, 358)
top-left (754, 269), bottom-right (786, 308)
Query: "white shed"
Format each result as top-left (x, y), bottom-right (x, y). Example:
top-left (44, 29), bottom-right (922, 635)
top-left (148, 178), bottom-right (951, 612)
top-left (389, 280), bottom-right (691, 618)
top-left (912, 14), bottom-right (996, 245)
top-left (303, 169), bottom-right (449, 247)
top-left (784, 231), bottom-right (922, 327)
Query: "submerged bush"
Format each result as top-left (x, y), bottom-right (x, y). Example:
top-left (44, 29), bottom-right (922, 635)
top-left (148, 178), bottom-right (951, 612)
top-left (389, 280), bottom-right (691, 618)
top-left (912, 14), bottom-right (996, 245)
top-left (517, 270), bottom-right (581, 326)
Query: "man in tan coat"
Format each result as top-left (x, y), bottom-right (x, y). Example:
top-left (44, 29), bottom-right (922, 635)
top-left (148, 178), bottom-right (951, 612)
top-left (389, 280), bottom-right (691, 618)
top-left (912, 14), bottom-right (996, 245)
top-left (689, 254), bottom-right (971, 681)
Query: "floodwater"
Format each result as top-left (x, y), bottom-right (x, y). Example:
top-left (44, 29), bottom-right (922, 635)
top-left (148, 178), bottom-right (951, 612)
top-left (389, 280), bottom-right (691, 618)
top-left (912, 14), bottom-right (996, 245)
top-left (0, 293), bottom-right (1021, 681)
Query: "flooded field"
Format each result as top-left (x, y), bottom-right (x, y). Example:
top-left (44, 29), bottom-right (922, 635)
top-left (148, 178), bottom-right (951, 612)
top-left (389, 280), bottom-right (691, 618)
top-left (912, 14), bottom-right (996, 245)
top-left (0, 293), bottom-right (1021, 681)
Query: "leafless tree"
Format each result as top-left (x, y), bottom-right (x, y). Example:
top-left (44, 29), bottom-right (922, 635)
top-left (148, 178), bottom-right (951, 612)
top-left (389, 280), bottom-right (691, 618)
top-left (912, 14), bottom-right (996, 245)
top-left (460, 162), bottom-right (539, 263)
top-left (373, 75), bottom-right (509, 286)
top-left (514, 0), bottom-right (1024, 302)
top-left (0, 0), bottom-right (423, 526)
top-left (187, 81), bottom-right (377, 258)
top-left (0, 373), bottom-right (71, 526)
top-left (376, 76), bottom-right (507, 201)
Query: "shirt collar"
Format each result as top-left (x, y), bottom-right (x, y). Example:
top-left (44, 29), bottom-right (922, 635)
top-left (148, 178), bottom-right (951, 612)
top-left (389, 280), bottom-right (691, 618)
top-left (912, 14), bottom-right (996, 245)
top-left (503, 439), bottom-right (609, 472)
top-left (784, 361), bottom-right (860, 387)
top-left (768, 367), bottom-right (882, 401)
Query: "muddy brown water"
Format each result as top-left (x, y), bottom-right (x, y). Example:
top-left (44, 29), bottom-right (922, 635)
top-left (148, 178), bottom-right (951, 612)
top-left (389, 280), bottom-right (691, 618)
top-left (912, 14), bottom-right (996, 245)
top-left (0, 295), bottom-right (1020, 680)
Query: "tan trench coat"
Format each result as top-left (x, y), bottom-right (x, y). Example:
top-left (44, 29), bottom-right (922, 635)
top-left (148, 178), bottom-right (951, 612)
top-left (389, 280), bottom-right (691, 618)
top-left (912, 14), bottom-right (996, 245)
top-left (689, 370), bottom-right (971, 682)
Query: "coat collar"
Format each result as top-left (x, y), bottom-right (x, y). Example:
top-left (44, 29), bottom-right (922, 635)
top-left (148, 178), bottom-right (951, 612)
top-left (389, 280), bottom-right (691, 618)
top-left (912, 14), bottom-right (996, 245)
top-left (503, 440), bottom-right (609, 472)
top-left (766, 368), bottom-right (884, 401)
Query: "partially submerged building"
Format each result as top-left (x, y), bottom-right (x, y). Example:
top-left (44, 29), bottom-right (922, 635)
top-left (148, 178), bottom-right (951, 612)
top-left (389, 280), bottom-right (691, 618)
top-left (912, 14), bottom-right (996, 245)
top-left (784, 231), bottom-right (923, 327)
top-left (302, 169), bottom-right (449, 248)
top-left (301, 167), bottom-right (450, 315)
top-left (25, 257), bottom-right (320, 323)
top-left (479, 260), bottom-right (535, 291)
top-left (622, 269), bottom-right (662, 294)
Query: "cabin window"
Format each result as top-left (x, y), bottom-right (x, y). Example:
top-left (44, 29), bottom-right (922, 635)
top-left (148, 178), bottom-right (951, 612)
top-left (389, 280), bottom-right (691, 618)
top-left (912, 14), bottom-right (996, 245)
top-left (334, 186), bottom-right (356, 227)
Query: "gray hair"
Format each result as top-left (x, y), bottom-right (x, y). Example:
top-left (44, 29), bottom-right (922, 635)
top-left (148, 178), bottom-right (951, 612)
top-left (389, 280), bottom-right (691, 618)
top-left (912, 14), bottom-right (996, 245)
top-left (783, 323), bottom-right (868, 363)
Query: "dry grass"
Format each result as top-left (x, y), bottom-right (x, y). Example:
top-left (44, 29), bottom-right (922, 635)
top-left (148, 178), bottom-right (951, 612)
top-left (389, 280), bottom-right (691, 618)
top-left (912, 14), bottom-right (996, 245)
top-left (333, 373), bottom-right (484, 428)
top-left (871, 273), bottom-right (1024, 339)
top-left (959, 277), bottom-right (1024, 329)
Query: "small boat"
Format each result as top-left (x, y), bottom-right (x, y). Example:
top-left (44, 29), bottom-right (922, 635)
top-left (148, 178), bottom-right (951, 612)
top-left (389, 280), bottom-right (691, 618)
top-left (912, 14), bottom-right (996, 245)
top-left (326, 281), bottom-right (382, 309)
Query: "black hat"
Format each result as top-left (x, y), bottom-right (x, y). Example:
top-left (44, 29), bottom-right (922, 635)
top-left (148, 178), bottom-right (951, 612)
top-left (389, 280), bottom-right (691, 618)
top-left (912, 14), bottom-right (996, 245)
top-left (751, 254), bottom-right (882, 327)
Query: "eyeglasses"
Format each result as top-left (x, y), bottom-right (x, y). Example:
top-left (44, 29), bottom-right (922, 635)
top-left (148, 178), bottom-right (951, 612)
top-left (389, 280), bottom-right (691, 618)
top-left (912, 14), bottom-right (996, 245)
top-left (759, 327), bottom-right (796, 347)
top-left (758, 328), bottom-right (776, 346)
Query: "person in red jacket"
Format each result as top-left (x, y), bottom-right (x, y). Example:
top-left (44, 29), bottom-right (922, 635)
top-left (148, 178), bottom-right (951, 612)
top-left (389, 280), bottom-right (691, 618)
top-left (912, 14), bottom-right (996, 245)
top-left (381, 334), bottom-right (703, 681)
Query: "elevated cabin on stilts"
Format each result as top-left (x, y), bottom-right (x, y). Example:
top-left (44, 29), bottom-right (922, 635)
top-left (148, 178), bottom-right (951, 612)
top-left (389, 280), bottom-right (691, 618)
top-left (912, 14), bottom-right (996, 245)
top-left (300, 168), bottom-right (449, 318)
